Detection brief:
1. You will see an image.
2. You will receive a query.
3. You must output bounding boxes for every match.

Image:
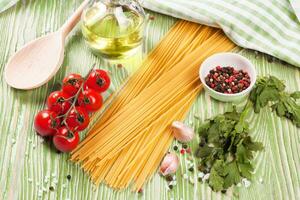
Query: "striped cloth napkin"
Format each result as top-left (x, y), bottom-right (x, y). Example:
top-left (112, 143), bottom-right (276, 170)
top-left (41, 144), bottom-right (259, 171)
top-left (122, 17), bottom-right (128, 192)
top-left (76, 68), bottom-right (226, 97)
top-left (290, 0), bottom-right (300, 22)
top-left (142, 0), bottom-right (300, 68)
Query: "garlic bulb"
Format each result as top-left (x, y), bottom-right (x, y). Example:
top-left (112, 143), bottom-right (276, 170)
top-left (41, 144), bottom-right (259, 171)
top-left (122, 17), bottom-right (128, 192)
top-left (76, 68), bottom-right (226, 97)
top-left (160, 153), bottom-right (179, 176)
top-left (171, 121), bottom-right (195, 142)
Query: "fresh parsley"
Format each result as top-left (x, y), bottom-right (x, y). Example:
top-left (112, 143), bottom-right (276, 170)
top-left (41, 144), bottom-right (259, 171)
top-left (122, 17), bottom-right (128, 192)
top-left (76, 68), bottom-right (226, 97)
top-left (195, 107), bottom-right (263, 192)
top-left (250, 76), bottom-right (300, 127)
top-left (193, 76), bottom-right (299, 192)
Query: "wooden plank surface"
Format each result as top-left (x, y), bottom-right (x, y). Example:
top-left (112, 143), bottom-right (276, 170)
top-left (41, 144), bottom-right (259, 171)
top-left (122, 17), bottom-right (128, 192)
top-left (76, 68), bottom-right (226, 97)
top-left (0, 0), bottom-right (299, 199)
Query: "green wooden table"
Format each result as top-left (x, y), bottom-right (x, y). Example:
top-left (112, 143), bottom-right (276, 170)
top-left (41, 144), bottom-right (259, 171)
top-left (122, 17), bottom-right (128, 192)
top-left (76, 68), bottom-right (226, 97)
top-left (0, 1), bottom-right (299, 199)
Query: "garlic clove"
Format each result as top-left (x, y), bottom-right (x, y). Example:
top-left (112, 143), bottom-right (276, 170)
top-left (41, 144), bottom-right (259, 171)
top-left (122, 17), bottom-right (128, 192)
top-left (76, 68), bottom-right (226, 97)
top-left (160, 153), bottom-right (179, 176)
top-left (171, 121), bottom-right (195, 142)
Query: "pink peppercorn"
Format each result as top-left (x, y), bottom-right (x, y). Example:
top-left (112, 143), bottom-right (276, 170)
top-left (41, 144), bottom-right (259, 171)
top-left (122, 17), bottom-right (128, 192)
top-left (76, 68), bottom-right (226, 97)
top-left (180, 149), bottom-right (185, 154)
top-left (186, 148), bottom-right (192, 154)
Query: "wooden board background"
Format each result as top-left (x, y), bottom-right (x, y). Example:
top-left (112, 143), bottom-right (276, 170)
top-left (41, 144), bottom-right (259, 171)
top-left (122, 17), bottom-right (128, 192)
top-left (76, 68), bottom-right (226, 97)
top-left (0, 0), bottom-right (299, 199)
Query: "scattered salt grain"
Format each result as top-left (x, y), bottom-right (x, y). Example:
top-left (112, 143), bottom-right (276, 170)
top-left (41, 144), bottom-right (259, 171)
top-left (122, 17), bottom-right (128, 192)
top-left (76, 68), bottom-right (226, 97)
top-left (242, 178), bottom-right (251, 188)
top-left (203, 173), bottom-right (210, 181)
top-left (169, 180), bottom-right (177, 186)
top-left (259, 178), bottom-right (263, 184)
top-left (189, 177), bottom-right (195, 184)
top-left (165, 185), bottom-right (170, 191)
top-left (11, 139), bottom-right (16, 145)
top-left (172, 175), bottom-right (176, 180)
top-left (183, 174), bottom-right (188, 179)
top-left (197, 172), bottom-right (204, 178)
top-left (53, 178), bottom-right (58, 184)
top-left (28, 178), bottom-right (33, 183)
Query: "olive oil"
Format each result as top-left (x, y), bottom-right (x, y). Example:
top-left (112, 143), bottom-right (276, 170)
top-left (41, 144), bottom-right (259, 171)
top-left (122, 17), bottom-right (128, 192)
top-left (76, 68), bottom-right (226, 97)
top-left (82, 1), bottom-right (145, 60)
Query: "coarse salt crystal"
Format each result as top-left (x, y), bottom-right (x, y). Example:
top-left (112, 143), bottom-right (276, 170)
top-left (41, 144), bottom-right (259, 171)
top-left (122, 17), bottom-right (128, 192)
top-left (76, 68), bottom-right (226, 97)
top-left (165, 185), bottom-right (170, 191)
top-left (198, 172), bottom-right (204, 178)
top-left (203, 173), bottom-right (210, 181)
top-left (169, 180), bottom-right (177, 186)
top-left (183, 174), bottom-right (188, 179)
top-left (189, 177), bottom-right (195, 184)
top-left (242, 178), bottom-right (251, 188)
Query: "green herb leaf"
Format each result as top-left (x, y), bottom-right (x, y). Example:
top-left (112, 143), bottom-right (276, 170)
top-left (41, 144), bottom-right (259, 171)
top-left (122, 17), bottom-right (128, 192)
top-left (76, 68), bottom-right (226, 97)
top-left (223, 161), bottom-right (241, 189)
top-left (243, 136), bottom-right (264, 152)
top-left (195, 145), bottom-right (213, 159)
top-left (238, 162), bottom-right (253, 180)
top-left (291, 91), bottom-right (300, 99)
top-left (209, 162), bottom-right (225, 191)
top-left (249, 76), bottom-right (300, 127)
top-left (195, 107), bottom-right (263, 191)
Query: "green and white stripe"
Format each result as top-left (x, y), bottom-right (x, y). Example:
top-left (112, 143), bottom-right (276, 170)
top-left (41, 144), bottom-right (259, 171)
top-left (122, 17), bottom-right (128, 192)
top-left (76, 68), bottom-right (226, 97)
top-left (142, 0), bottom-right (300, 67)
top-left (290, 0), bottom-right (300, 22)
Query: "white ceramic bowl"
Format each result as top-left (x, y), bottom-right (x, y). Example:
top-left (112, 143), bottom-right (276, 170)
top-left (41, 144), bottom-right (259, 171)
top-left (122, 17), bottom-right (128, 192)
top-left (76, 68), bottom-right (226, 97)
top-left (199, 53), bottom-right (257, 102)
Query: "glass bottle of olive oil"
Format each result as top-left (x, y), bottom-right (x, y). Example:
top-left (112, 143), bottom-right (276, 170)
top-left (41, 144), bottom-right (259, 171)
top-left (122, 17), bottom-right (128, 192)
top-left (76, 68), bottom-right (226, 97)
top-left (81, 0), bottom-right (145, 60)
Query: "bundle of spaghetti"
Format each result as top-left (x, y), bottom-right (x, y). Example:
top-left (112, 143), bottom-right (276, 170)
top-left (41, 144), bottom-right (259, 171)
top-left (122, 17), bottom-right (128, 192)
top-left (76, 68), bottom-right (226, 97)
top-left (71, 22), bottom-right (236, 190)
top-left (74, 23), bottom-right (216, 165)
top-left (73, 21), bottom-right (210, 172)
top-left (73, 21), bottom-right (214, 169)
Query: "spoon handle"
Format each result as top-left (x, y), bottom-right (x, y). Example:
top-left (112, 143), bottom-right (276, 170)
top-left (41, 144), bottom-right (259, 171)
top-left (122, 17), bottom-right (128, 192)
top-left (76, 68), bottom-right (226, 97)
top-left (60, 0), bottom-right (90, 38)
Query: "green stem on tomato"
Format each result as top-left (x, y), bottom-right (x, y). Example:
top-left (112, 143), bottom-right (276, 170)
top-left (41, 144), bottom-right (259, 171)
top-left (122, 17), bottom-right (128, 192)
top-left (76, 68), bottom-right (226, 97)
top-left (57, 64), bottom-right (97, 126)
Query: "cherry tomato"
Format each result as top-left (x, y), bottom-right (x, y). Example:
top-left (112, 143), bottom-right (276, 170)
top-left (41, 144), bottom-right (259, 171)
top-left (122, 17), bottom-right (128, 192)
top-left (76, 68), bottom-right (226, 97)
top-left (62, 74), bottom-right (84, 96)
top-left (53, 127), bottom-right (79, 152)
top-left (47, 91), bottom-right (72, 114)
top-left (86, 69), bottom-right (111, 93)
top-left (65, 107), bottom-right (90, 131)
top-left (34, 110), bottom-right (60, 137)
top-left (78, 89), bottom-right (103, 112)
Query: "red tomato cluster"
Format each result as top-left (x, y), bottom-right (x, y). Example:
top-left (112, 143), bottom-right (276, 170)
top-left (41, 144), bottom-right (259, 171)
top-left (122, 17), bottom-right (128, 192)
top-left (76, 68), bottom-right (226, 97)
top-left (34, 69), bottom-right (111, 153)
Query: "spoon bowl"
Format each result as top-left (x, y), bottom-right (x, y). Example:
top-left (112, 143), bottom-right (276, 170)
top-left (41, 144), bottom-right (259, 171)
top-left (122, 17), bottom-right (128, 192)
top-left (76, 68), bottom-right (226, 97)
top-left (5, 33), bottom-right (65, 89)
top-left (4, 0), bottom-right (89, 90)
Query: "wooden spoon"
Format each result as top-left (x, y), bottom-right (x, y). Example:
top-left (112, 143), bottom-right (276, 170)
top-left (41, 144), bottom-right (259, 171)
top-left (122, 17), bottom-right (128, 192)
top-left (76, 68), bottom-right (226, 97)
top-left (4, 0), bottom-right (90, 90)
